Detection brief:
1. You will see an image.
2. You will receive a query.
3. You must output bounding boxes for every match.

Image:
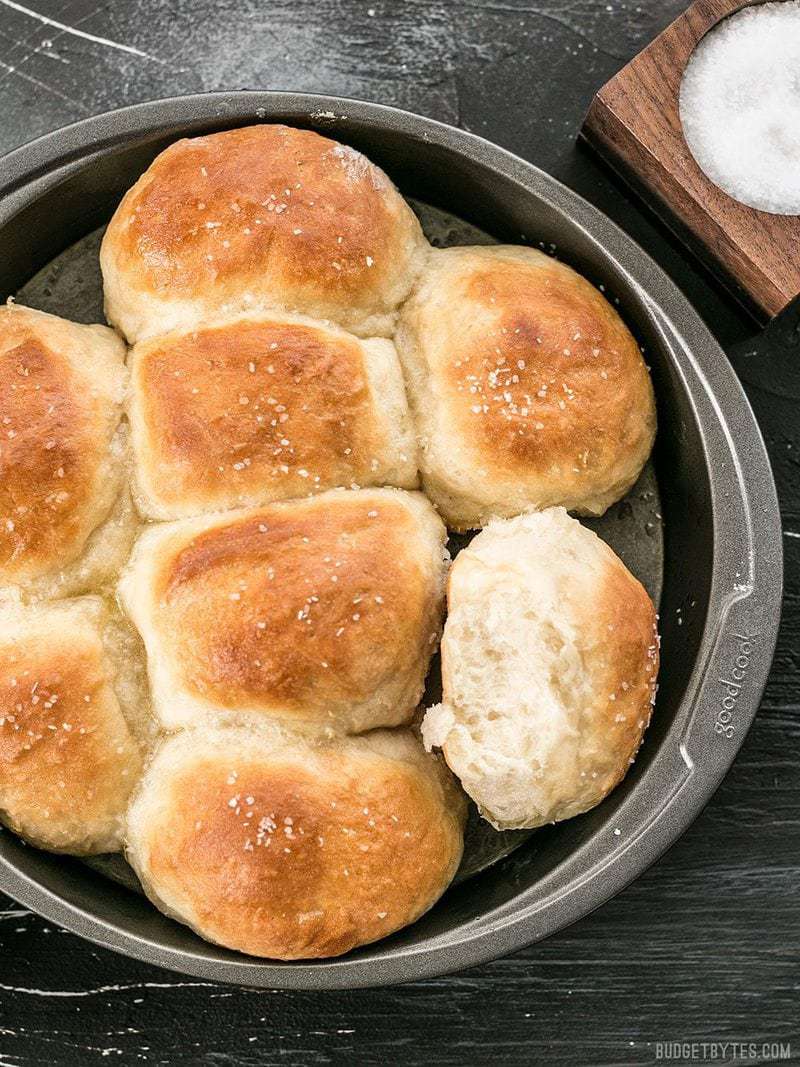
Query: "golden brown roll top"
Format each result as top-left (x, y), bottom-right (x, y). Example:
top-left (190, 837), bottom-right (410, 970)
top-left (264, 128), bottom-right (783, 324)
top-left (0, 125), bottom-right (662, 962)
top-left (0, 597), bottom-right (144, 853)
top-left (422, 509), bottom-right (659, 829)
top-left (396, 245), bottom-right (657, 529)
top-left (118, 488), bottom-right (448, 734)
top-left (128, 312), bottom-right (417, 520)
top-left (0, 303), bottom-right (136, 599)
top-left (101, 124), bottom-right (429, 343)
top-left (126, 725), bottom-right (466, 960)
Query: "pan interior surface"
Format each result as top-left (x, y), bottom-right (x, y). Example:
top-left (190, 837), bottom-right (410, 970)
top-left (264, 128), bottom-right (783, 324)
top-left (0, 94), bottom-right (780, 988)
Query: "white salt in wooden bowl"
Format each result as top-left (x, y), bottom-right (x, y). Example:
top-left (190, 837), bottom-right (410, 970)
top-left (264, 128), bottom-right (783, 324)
top-left (581, 0), bottom-right (800, 321)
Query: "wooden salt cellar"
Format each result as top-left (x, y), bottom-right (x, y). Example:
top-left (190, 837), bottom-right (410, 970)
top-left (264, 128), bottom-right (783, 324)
top-left (581, 0), bottom-right (800, 321)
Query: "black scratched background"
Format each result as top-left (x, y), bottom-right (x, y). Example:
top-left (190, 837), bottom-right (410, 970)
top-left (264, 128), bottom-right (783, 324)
top-left (0, 1), bottom-right (798, 1065)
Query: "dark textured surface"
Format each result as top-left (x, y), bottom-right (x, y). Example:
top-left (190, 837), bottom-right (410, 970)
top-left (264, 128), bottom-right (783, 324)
top-left (0, 1), bottom-right (797, 1064)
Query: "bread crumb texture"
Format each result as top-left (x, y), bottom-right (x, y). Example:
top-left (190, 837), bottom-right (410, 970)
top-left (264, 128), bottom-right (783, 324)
top-left (422, 509), bottom-right (658, 829)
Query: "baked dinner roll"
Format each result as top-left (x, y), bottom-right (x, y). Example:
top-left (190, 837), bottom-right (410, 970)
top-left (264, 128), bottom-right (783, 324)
top-left (0, 303), bottom-right (136, 600)
top-left (126, 724), bottom-right (466, 959)
top-left (422, 508), bottom-right (659, 829)
top-left (0, 597), bottom-right (145, 854)
top-left (396, 245), bottom-right (656, 529)
top-left (101, 124), bottom-right (428, 343)
top-left (119, 488), bottom-right (447, 733)
top-left (128, 311), bottom-right (417, 520)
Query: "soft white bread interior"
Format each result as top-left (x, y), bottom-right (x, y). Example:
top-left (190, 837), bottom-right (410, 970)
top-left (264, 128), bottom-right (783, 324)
top-left (118, 488), bottom-right (448, 734)
top-left (422, 508), bottom-right (659, 829)
top-left (0, 303), bottom-right (137, 601)
top-left (125, 723), bottom-right (466, 959)
top-left (127, 310), bottom-right (417, 520)
top-left (0, 597), bottom-right (146, 854)
top-left (396, 245), bottom-right (656, 529)
top-left (101, 124), bottom-right (429, 343)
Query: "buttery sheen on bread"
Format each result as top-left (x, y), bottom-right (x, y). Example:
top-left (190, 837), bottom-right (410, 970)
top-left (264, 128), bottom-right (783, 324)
top-left (0, 303), bottom-right (136, 599)
top-left (0, 123), bottom-right (664, 962)
top-left (126, 724), bottom-right (466, 959)
top-left (396, 245), bottom-right (657, 529)
top-left (128, 311), bottom-right (417, 520)
top-left (422, 509), bottom-right (659, 829)
top-left (0, 597), bottom-right (144, 853)
top-left (101, 124), bottom-right (429, 343)
top-left (118, 488), bottom-right (447, 734)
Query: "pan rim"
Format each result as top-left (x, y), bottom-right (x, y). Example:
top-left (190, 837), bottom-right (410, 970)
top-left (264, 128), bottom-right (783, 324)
top-left (0, 90), bottom-right (783, 989)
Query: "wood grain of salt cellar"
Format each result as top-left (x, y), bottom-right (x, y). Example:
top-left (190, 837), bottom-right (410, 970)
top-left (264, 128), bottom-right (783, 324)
top-left (581, 0), bottom-right (800, 321)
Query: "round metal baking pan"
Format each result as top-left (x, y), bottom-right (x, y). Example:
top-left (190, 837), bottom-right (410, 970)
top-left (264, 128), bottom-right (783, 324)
top-left (0, 92), bottom-right (783, 988)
